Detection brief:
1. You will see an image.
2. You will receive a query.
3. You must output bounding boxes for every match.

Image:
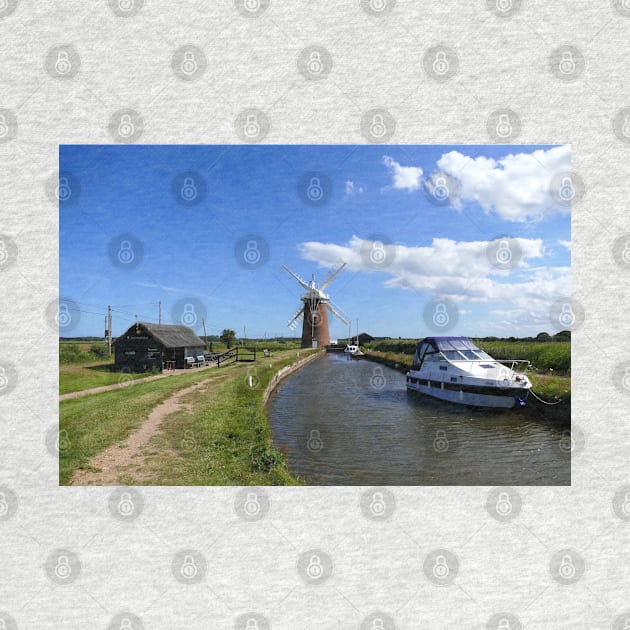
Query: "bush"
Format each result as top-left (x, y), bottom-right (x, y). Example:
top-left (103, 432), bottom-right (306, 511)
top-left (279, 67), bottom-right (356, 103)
top-left (89, 343), bottom-right (108, 358)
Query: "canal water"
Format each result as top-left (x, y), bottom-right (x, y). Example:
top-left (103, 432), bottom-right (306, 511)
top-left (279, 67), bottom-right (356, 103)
top-left (267, 353), bottom-right (570, 485)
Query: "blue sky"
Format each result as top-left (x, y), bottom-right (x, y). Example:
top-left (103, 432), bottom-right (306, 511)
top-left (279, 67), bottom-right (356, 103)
top-left (60, 144), bottom-right (571, 339)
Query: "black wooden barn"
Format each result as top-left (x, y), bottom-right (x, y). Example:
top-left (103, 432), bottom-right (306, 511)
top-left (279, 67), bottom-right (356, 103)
top-left (113, 322), bottom-right (205, 372)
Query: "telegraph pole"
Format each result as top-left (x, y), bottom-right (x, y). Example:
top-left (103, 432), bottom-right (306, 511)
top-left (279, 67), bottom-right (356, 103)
top-left (202, 318), bottom-right (208, 351)
top-left (158, 301), bottom-right (162, 324)
top-left (107, 305), bottom-right (112, 356)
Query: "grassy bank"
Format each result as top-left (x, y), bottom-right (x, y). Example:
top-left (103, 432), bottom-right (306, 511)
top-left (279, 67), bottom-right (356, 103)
top-left (60, 349), bottom-right (318, 485)
top-left (60, 362), bottom-right (153, 395)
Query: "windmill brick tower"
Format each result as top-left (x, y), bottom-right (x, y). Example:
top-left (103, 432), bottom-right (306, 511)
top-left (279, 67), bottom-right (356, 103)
top-left (283, 262), bottom-right (348, 348)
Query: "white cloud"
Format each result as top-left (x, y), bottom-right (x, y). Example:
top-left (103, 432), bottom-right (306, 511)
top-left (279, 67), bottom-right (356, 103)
top-left (432, 145), bottom-right (571, 222)
top-left (298, 235), bottom-right (569, 326)
top-left (382, 155), bottom-right (423, 192)
top-left (344, 180), bottom-right (364, 196)
top-left (558, 239), bottom-right (571, 250)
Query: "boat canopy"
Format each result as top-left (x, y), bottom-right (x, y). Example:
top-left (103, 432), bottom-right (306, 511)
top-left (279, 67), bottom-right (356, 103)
top-left (412, 336), bottom-right (492, 367)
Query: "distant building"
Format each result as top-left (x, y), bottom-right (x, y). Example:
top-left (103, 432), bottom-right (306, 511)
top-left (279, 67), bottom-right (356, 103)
top-left (114, 322), bottom-right (205, 372)
top-left (357, 332), bottom-right (375, 345)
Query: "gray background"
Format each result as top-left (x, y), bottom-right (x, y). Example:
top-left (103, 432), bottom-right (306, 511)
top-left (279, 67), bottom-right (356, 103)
top-left (1, 1), bottom-right (629, 628)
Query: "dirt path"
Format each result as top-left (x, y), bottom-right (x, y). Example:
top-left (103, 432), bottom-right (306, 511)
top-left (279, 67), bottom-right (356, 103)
top-left (70, 376), bottom-right (218, 485)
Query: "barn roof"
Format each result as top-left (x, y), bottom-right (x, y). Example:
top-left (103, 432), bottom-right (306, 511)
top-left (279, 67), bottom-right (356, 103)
top-left (115, 322), bottom-right (205, 348)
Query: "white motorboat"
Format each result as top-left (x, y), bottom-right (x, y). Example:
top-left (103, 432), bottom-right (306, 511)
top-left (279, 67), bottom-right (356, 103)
top-left (406, 336), bottom-right (531, 409)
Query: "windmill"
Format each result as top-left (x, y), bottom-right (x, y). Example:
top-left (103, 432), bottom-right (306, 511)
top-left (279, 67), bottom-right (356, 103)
top-left (283, 262), bottom-right (349, 348)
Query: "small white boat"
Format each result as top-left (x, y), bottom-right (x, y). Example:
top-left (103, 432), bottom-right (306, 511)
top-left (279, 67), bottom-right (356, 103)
top-left (344, 344), bottom-right (365, 358)
top-left (406, 336), bottom-right (531, 409)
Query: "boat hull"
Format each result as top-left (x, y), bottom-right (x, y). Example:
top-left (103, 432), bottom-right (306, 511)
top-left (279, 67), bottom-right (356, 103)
top-left (406, 375), bottom-right (529, 409)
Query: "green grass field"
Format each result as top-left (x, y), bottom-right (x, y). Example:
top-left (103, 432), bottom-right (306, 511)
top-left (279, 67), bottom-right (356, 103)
top-left (59, 349), bottom-right (316, 485)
